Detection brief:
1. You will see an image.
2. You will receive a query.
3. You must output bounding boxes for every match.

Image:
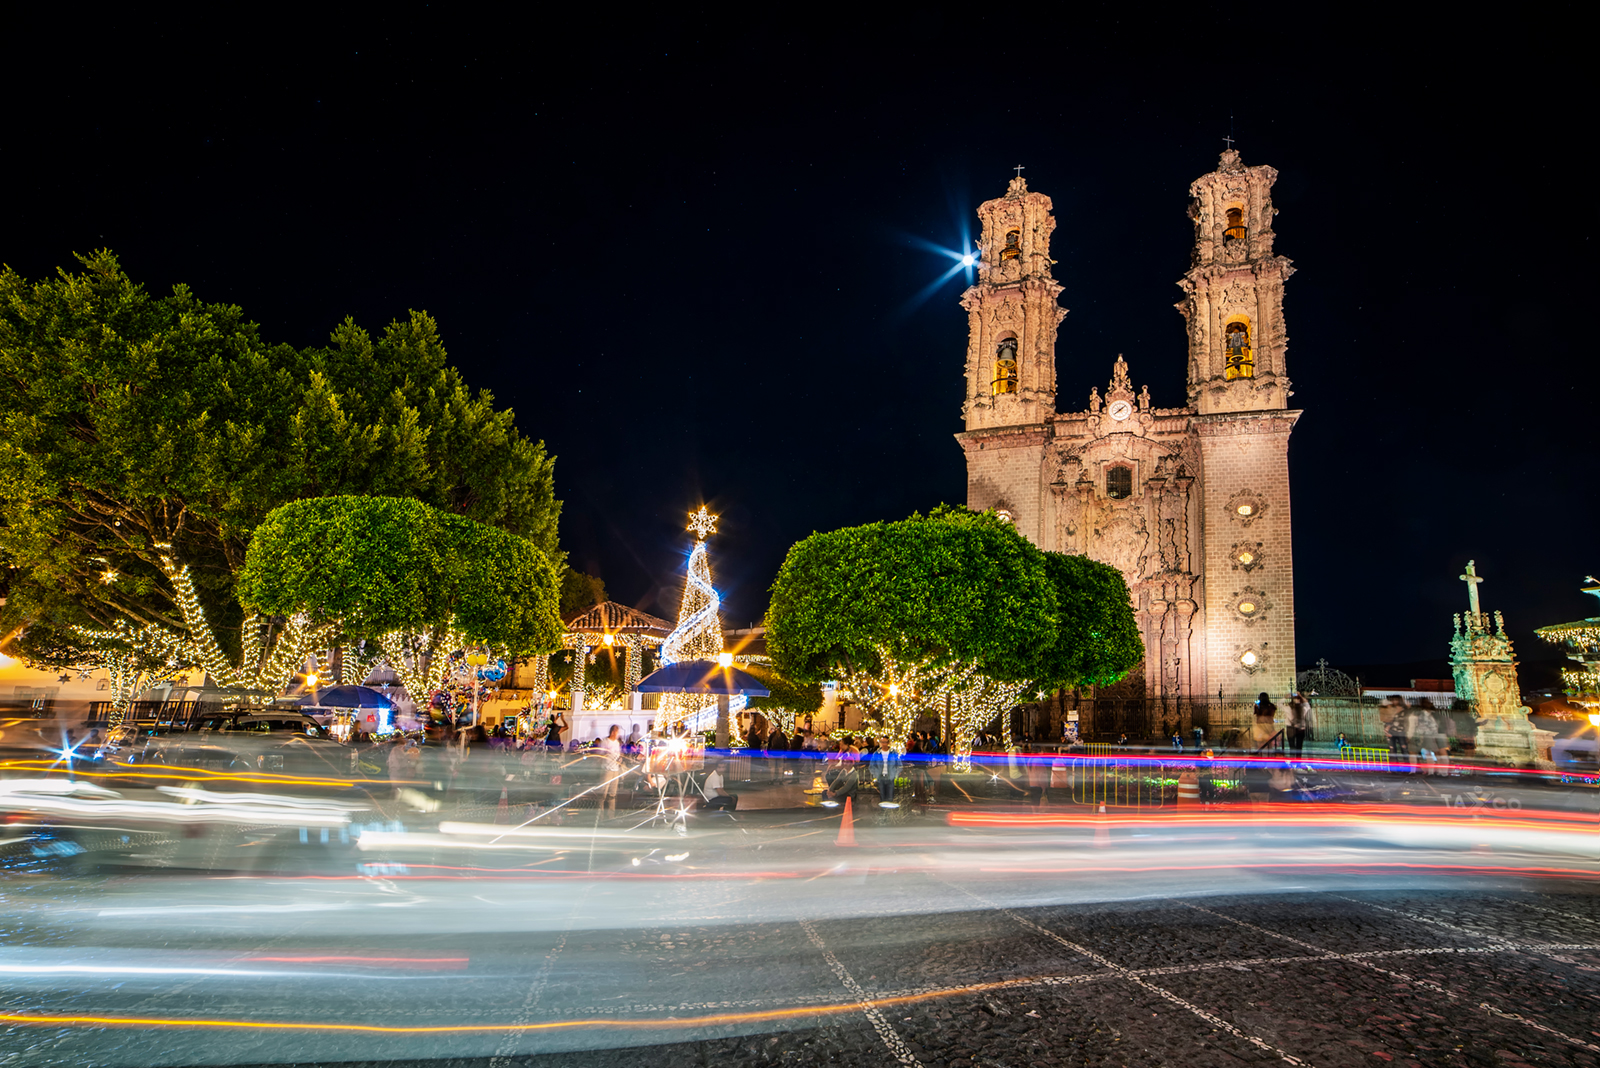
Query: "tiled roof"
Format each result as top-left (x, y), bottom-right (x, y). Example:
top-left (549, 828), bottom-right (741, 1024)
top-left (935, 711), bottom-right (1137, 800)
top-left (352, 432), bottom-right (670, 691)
top-left (562, 601), bottom-right (675, 637)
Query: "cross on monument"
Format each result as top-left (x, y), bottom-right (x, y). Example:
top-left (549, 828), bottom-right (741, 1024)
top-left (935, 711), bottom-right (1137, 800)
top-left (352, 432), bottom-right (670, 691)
top-left (1013, 164), bottom-right (1025, 179)
top-left (1316, 658), bottom-right (1331, 673)
top-left (687, 506), bottom-right (719, 541)
top-left (1222, 134), bottom-right (1235, 151)
top-left (1460, 559), bottom-right (1484, 617)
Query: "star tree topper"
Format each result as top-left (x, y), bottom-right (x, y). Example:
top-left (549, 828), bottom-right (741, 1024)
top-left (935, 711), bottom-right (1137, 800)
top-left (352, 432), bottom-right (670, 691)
top-left (687, 506), bottom-right (718, 541)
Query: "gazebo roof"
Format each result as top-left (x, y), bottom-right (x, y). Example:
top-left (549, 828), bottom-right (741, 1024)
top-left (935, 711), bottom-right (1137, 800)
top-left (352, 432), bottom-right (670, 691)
top-left (563, 601), bottom-right (675, 638)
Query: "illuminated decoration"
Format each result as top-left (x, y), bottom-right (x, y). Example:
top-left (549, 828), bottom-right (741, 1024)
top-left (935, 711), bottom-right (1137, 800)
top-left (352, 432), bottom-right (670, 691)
top-left (556, 601), bottom-right (674, 709)
top-left (99, 568), bottom-right (119, 585)
top-left (837, 645), bottom-right (1028, 769)
top-left (1240, 650), bottom-right (1259, 667)
top-left (69, 620), bottom-right (191, 727)
top-left (657, 508), bottom-right (741, 744)
top-left (1535, 575), bottom-right (1600, 713)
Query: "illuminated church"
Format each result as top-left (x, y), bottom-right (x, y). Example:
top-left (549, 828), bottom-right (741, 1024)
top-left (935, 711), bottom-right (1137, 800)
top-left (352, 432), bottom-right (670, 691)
top-left (956, 149), bottom-right (1298, 705)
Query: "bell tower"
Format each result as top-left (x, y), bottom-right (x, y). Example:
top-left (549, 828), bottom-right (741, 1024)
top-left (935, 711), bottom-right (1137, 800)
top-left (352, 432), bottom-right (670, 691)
top-left (1177, 149), bottom-right (1294, 415)
top-left (959, 175), bottom-right (1066, 432)
top-left (955, 173), bottom-right (1066, 547)
top-left (1183, 148), bottom-right (1301, 700)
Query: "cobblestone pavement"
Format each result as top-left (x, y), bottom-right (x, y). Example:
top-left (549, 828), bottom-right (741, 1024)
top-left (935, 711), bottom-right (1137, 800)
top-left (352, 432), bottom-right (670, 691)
top-left (16, 885), bottom-right (1588, 1068)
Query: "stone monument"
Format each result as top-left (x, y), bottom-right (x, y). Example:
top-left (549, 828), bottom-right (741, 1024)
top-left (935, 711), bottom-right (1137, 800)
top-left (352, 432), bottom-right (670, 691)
top-left (1449, 561), bottom-right (1553, 765)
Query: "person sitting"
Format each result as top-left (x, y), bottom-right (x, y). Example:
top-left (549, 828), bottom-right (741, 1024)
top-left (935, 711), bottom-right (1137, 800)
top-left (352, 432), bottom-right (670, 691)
top-left (696, 760), bottom-right (738, 811)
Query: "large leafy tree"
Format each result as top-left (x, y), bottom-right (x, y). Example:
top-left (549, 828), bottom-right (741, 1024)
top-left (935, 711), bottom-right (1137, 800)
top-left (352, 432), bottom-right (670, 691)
top-left (0, 252), bottom-right (560, 706)
top-left (766, 506), bottom-right (1140, 763)
top-left (236, 496), bottom-right (562, 700)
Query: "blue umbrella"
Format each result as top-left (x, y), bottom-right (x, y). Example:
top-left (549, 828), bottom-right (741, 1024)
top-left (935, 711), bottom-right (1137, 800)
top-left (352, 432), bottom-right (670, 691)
top-left (296, 684), bottom-right (393, 709)
top-left (636, 660), bottom-right (770, 696)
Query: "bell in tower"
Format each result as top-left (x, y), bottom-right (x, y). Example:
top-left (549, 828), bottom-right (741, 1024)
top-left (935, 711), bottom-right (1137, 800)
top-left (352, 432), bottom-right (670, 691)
top-left (1176, 148), bottom-right (1295, 414)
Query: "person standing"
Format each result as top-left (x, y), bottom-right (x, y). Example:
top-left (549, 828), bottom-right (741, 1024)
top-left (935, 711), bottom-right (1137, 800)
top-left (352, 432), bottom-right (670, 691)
top-left (545, 711), bottom-right (567, 751)
top-left (869, 736), bottom-right (901, 805)
top-left (1286, 692), bottom-right (1313, 761)
top-left (597, 724), bottom-right (623, 814)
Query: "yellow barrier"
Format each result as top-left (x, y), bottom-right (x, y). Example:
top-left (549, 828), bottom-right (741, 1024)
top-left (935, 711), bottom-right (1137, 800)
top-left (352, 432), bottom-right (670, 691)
top-left (1338, 746), bottom-right (1390, 771)
top-left (1069, 756), bottom-right (1170, 810)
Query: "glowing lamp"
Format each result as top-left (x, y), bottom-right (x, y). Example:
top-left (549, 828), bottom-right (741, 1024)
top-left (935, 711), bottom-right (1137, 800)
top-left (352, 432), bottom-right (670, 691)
top-left (602, 633), bottom-right (615, 646)
top-left (961, 254), bottom-right (974, 267)
top-left (889, 684), bottom-right (900, 696)
top-left (717, 652), bottom-right (733, 668)
top-left (1589, 713), bottom-right (1600, 728)
top-left (305, 673), bottom-right (320, 687)
top-left (1240, 651), bottom-right (1258, 667)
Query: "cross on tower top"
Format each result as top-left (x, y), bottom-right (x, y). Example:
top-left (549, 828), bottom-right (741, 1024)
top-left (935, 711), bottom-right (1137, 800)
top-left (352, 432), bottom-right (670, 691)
top-left (1222, 134), bottom-right (1235, 151)
top-left (1013, 163), bottom-right (1025, 178)
top-left (687, 506), bottom-right (719, 541)
top-left (1460, 559), bottom-right (1485, 617)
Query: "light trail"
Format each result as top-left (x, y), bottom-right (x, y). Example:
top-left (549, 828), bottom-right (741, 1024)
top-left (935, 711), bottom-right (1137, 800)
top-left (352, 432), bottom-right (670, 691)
top-left (0, 977), bottom-right (1064, 1034)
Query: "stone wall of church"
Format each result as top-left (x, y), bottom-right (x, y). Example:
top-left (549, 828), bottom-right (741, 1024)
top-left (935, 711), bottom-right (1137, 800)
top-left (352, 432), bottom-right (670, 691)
top-left (956, 424), bottom-right (1050, 545)
top-left (1195, 410), bottom-right (1300, 700)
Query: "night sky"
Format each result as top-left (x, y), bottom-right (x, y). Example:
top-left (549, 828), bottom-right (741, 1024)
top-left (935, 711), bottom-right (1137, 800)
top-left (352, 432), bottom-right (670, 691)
top-left (7, 14), bottom-right (1594, 680)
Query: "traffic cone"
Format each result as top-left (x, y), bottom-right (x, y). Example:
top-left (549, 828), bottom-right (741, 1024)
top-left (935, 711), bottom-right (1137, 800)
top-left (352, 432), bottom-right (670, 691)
top-left (1177, 770), bottom-right (1200, 809)
top-left (495, 784), bottom-right (510, 824)
top-left (835, 796), bottom-right (857, 847)
top-left (1094, 802), bottom-right (1110, 847)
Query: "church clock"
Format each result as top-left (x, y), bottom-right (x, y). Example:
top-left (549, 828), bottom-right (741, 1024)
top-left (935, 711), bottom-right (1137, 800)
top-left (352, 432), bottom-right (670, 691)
top-left (1107, 399), bottom-right (1133, 421)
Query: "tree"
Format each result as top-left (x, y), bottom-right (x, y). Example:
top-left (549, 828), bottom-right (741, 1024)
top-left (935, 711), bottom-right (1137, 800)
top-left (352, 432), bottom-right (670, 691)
top-left (1037, 551), bottom-right (1144, 689)
top-left (559, 569), bottom-right (608, 617)
top-left (741, 662), bottom-right (824, 735)
top-left (766, 506), bottom-right (1140, 764)
top-left (236, 495), bottom-right (562, 701)
top-left (0, 252), bottom-right (561, 698)
top-left (766, 507), bottom-right (1058, 754)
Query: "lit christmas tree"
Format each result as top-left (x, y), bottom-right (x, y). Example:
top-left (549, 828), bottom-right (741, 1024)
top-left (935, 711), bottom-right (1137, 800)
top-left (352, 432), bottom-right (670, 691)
top-left (661, 506), bottom-right (723, 665)
top-left (658, 507), bottom-right (739, 740)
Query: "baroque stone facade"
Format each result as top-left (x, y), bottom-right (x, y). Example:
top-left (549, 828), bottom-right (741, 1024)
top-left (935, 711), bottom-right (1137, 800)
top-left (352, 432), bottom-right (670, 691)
top-left (956, 151), bottom-right (1299, 702)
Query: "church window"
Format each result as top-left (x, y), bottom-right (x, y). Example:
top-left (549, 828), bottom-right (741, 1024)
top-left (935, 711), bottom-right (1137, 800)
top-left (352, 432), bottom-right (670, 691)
top-left (992, 337), bottom-right (1019, 395)
top-left (1237, 599), bottom-right (1258, 617)
top-left (994, 508), bottom-right (1014, 524)
top-left (1236, 503), bottom-right (1253, 516)
top-left (1105, 465), bottom-right (1133, 500)
top-left (1001, 229), bottom-right (1022, 261)
top-left (1224, 321), bottom-right (1254, 380)
top-left (1239, 650), bottom-right (1259, 667)
top-left (1224, 207), bottom-right (1247, 241)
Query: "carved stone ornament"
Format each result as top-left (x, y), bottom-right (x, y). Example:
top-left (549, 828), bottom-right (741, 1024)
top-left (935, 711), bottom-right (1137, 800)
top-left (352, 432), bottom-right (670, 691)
top-left (1228, 586), bottom-right (1273, 627)
top-left (1229, 541), bottom-right (1265, 572)
top-left (1224, 489), bottom-right (1267, 527)
top-left (1235, 643), bottom-right (1269, 676)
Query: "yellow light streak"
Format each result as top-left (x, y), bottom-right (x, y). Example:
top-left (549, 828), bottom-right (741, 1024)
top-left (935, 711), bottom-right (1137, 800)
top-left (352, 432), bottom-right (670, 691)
top-left (0, 976), bottom-right (1043, 1034)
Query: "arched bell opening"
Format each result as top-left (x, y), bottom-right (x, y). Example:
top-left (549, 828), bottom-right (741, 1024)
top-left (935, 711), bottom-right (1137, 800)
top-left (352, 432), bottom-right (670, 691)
top-left (1223, 319), bottom-right (1254, 380)
top-left (1223, 206), bottom-right (1248, 242)
top-left (992, 335), bottom-right (1019, 395)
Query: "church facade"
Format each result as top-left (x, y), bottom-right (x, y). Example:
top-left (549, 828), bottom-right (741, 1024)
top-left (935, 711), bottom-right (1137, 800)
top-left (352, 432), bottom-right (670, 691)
top-left (956, 149), bottom-right (1299, 706)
